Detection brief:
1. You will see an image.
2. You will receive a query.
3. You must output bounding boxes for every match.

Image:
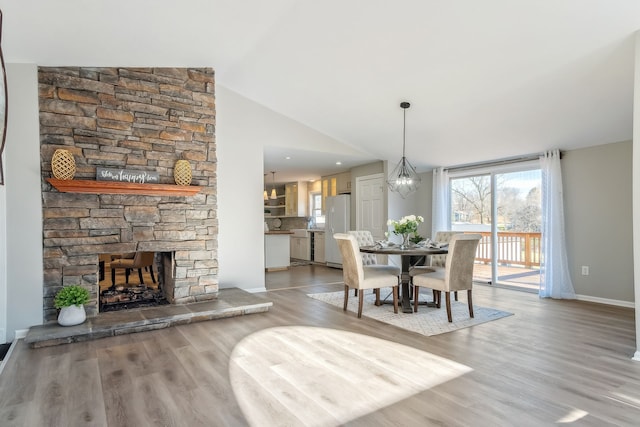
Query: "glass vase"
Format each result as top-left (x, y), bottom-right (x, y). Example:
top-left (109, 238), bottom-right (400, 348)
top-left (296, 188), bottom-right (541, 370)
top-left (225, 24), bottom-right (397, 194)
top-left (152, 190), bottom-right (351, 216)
top-left (400, 233), bottom-right (411, 249)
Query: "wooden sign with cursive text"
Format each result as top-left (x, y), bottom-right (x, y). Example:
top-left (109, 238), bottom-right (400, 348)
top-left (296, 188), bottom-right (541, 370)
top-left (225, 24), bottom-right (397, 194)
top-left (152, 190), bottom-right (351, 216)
top-left (96, 167), bottom-right (159, 184)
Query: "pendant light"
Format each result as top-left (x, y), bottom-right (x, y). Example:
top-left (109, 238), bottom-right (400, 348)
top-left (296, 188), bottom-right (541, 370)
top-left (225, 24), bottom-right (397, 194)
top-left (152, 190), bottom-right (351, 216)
top-left (263, 173), bottom-right (268, 201)
top-left (270, 171), bottom-right (277, 199)
top-left (387, 102), bottom-right (421, 198)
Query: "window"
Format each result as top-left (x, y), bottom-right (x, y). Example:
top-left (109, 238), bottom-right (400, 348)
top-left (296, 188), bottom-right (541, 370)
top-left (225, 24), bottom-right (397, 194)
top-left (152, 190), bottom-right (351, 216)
top-left (310, 192), bottom-right (325, 226)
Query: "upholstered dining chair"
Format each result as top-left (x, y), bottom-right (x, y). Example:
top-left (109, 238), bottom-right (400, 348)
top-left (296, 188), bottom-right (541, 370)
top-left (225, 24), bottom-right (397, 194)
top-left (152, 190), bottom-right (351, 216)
top-left (110, 251), bottom-right (156, 288)
top-left (334, 233), bottom-right (399, 318)
top-left (429, 231), bottom-right (462, 267)
top-left (412, 234), bottom-right (482, 322)
top-left (348, 230), bottom-right (401, 296)
top-left (410, 230), bottom-right (462, 300)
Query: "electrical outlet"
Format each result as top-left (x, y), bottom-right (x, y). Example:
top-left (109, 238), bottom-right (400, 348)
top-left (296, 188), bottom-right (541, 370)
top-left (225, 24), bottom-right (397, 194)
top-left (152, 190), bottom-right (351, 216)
top-left (581, 266), bottom-right (589, 276)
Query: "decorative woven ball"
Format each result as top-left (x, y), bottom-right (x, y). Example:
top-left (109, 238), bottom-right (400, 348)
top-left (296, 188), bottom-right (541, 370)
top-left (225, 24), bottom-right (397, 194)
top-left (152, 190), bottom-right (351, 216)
top-left (173, 159), bottom-right (192, 186)
top-left (51, 149), bottom-right (76, 180)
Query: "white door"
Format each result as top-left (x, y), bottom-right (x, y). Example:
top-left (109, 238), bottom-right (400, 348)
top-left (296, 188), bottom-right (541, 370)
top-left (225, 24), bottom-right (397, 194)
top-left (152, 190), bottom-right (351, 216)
top-left (356, 173), bottom-right (385, 241)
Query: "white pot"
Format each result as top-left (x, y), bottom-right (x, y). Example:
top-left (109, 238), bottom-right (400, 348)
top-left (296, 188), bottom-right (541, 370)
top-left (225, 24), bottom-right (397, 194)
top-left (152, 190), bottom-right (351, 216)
top-left (57, 304), bottom-right (86, 326)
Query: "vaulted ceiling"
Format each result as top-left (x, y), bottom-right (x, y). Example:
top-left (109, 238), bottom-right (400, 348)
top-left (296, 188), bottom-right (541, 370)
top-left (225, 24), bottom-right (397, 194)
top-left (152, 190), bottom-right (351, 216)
top-left (2, 1), bottom-right (639, 181)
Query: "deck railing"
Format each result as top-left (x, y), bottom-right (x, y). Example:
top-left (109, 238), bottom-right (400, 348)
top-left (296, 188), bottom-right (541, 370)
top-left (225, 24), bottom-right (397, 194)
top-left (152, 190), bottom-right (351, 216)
top-left (474, 232), bottom-right (541, 268)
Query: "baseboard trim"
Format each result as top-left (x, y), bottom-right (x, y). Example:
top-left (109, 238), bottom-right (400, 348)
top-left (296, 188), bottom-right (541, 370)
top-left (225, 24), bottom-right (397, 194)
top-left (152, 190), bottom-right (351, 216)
top-left (575, 294), bottom-right (634, 308)
top-left (243, 287), bottom-right (267, 294)
top-left (14, 329), bottom-right (28, 339)
top-left (633, 351), bottom-right (640, 362)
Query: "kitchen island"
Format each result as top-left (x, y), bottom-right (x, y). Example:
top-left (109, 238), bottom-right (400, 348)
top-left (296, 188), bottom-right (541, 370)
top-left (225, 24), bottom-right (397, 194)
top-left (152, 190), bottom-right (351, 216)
top-left (264, 230), bottom-right (293, 271)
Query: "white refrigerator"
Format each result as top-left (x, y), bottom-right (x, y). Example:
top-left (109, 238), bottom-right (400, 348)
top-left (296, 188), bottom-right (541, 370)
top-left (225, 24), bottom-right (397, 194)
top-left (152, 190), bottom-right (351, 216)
top-left (325, 194), bottom-right (351, 268)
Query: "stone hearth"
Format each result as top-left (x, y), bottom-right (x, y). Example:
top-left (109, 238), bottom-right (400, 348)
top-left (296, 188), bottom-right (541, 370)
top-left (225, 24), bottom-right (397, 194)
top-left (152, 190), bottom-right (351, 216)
top-left (39, 67), bottom-right (218, 321)
top-left (25, 288), bottom-right (273, 348)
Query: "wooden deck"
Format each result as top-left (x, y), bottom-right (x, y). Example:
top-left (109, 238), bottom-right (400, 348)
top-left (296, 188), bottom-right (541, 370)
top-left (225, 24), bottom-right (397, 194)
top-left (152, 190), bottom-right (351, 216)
top-left (473, 262), bottom-right (540, 292)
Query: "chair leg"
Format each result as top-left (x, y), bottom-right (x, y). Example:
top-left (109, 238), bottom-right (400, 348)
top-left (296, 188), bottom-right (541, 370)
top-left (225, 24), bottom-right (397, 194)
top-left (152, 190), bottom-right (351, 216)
top-left (354, 289), bottom-right (358, 297)
top-left (413, 285), bottom-right (420, 312)
top-left (393, 286), bottom-right (399, 314)
top-left (111, 268), bottom-right (116, 288)
top-left (435, 290), bottom-right (441, 308)
top-left (454, 291), bottom-right (458, 301)
top-left (445, 292), bottom-right (453, 322)
top-left (468, 289), bottom-right (474, 318)
top-left (138, 268), bottom-right (144, 285)
top-left (375, 288), bottom-right (380, 306)
top-left (343, 285), bottom-right (349, 311)
top-left (125, 268), bottom-right (130, 284)
top-left (358, 291), bottom-right (364, 318)
top-left (150, 268), bottom-right (156, 284)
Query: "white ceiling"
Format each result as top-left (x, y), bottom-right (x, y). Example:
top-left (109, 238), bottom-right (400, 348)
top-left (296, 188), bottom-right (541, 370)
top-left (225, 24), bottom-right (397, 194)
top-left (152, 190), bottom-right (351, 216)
top-left (2, 1), bottom-right (639, 182)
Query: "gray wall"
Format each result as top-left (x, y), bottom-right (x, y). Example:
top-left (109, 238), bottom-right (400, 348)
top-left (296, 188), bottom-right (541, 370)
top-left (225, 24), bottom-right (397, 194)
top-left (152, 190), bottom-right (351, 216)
top-left (563, 141), bottom-right (634, 303)
top-left (6, 64), bottom-right (43, 338)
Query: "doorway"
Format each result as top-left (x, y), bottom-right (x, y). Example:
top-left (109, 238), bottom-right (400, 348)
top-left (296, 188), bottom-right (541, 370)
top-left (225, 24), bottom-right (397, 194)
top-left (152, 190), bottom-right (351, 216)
top-left (449, 165), bottom-right (541, 291)
top-left (355, 173), bottom-right (385, 241)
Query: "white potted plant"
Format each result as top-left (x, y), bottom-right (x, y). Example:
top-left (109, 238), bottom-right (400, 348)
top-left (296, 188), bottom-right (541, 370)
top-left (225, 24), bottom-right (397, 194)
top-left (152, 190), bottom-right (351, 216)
top-left (54, 285), bottom-right (90, 326)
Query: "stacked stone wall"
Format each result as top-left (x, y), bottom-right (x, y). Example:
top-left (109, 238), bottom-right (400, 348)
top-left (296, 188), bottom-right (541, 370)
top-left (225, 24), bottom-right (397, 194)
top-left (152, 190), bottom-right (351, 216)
top-left (39, 67), bottom-right (217, 321)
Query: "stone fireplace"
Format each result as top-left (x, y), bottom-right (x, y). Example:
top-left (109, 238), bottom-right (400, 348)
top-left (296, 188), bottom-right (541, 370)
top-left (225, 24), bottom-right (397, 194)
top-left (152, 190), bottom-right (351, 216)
top-left (39, 67), bottom-right (218, 321)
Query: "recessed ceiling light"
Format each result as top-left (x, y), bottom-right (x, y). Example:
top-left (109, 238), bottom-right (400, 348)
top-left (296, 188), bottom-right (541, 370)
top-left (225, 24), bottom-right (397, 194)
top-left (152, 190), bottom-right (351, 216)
top-left (285, 156), bottom-right (291, 160)
top-left (336, 161), bottom-right (342, 165)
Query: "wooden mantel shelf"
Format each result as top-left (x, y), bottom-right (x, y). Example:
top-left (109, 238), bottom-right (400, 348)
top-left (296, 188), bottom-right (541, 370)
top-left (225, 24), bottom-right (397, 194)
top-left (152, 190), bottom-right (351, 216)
top-left (47, 178), bottom-right (202, 196)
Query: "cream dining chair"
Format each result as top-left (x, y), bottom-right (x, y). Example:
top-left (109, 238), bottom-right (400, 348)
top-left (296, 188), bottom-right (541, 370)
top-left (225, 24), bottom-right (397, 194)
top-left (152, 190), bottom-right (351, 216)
top-left (348, 230), bottom-right (400, 298)
top-left (409, 230), bottom-right (462, 302)
top-left (348, 230), bottom-right (401, 275)
top-left (334, 233), bottom-right (399, 318)
top-left (412, 234), bottom-right (482, 322)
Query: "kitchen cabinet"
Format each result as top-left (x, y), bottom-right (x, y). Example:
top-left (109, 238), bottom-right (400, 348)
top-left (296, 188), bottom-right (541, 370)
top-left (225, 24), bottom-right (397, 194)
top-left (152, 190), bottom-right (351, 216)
top-left (321, 172), bottom-right (350, 214)
top-left (285, 181), bottom-right (308, 217)
top-left (264, 232), bottom-right (291, 271)
top-left (321, 176), bottom-right (336, 214)
top-left (313, 232), bottom-right (325, 263)
top-left (336, 172), bottom-right (351, 194)
top-left (290, 236), bottom-right (310, 260)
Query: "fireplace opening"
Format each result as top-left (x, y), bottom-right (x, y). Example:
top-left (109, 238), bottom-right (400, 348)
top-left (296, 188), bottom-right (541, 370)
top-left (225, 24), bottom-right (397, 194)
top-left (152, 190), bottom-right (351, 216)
top-left (98, 252), bottom-right (169, 312)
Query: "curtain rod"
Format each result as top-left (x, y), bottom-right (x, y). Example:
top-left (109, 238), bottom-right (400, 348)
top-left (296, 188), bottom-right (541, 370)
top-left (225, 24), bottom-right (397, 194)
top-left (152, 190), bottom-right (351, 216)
top-left (443, 151), bottom-right (563, 173)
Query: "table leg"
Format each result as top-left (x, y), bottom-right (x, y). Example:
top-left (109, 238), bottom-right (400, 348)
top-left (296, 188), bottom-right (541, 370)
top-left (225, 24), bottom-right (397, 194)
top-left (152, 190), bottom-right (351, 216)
top-left (401, 256), bottom-right (413, 313)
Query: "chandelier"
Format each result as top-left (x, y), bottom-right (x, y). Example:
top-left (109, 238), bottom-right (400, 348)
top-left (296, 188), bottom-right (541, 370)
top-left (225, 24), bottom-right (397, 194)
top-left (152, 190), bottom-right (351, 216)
top-left (387, 102), bottom-right (421, 198)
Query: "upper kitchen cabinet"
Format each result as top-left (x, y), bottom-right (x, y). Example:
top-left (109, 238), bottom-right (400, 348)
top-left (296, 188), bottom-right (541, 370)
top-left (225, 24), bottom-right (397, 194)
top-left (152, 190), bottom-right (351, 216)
top-left (285, 181), bottom-right (308, 217)
top-left (336, 172), bottom-right (351, 194)
top-left (321, 171), bottom-right (350, 213)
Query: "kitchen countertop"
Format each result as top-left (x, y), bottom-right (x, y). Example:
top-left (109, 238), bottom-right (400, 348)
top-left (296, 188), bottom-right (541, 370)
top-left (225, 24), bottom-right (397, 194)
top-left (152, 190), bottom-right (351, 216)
top-left (265, 230), bottom-right (294, 235)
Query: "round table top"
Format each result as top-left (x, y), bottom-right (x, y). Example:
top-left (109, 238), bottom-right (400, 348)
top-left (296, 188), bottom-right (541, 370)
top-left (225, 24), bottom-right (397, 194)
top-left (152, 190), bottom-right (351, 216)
top-left (359, 245), bottom-right (448, 256)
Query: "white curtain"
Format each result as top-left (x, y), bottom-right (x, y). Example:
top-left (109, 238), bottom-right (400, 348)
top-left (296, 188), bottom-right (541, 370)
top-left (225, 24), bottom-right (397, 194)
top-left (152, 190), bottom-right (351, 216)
top-left (431, 167), bottom-right (450, 236)
top-left (540, 150), bottom-right (576, 299)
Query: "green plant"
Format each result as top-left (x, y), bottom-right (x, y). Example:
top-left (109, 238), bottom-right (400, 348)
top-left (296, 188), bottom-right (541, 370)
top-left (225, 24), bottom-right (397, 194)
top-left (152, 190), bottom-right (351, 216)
top-left (410, 234), bottom-right (424, 244)
top-left (54, 285), bottom-right (90, 309)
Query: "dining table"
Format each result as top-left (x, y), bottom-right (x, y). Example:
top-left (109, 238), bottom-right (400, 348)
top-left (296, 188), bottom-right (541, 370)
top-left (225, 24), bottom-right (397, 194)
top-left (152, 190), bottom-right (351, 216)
top-left (360, 244), bottom-right (448, 314)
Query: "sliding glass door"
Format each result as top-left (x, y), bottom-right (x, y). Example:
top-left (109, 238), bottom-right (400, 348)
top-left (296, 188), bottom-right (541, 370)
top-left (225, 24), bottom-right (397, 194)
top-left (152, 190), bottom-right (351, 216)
top-left (449, 164), bottom-right (541, 290)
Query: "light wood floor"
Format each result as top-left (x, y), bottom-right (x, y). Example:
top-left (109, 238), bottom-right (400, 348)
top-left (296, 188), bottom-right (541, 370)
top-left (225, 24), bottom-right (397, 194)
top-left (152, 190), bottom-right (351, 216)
top-left (1, 265), bottom-right (639, 426)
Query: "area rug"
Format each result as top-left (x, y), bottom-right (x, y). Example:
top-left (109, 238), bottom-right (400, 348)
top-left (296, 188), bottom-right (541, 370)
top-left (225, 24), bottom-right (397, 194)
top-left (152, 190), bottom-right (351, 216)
top-left (307, 288), bottom-right (513, 336)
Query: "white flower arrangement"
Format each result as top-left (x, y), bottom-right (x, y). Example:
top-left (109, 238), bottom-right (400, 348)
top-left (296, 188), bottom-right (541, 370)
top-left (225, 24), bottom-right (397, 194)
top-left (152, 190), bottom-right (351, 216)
top-left (387, 215), bottom-right (424, 236)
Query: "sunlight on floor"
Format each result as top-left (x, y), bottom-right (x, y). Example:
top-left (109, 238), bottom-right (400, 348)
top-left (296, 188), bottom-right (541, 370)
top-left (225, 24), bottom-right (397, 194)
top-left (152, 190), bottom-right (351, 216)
top-left (229, 326), bottom-right (472, 426)
top-left (556, 408), bottom-right (589, 423)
